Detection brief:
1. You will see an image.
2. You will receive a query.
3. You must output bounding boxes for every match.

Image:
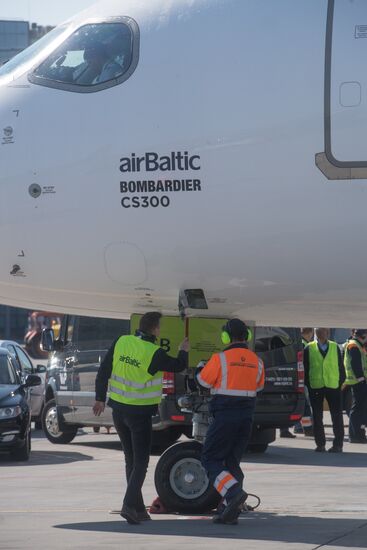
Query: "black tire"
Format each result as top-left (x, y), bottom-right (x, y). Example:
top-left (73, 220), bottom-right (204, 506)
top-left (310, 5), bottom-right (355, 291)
top-left (11, 427), bottom-right (31, 461)
top-left (151, 427), bottom-right (182, 452)
top-left (154, 441), bottom-right (220, 513)
top-left (42, 398), bottom-right (78, 444)
top-left (247, 443), bottom-right (268, 453)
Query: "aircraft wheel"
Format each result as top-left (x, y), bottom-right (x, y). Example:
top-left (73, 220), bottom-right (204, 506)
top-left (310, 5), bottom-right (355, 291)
top-left (154, 440), bottom-right (220, 513)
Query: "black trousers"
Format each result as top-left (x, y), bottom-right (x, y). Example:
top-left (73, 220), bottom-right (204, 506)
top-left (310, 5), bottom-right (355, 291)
top-left (308, 387), bottom-right (344, 448)
top-left (349, 383), bottom-right (367, 440)
top-left (112, 409), bottom-right (152, 511)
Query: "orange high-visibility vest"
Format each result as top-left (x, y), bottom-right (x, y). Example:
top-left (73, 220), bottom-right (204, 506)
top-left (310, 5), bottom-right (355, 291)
top-left (197, 347), bottom-right (264, 397)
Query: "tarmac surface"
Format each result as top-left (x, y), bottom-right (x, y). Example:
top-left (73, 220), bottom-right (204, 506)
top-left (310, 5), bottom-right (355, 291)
top-left (0, 416), bottom-right (366, 550)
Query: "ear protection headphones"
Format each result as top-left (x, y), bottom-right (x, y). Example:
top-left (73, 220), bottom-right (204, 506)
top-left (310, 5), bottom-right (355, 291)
top-left (221, 319), bottom-right (253, 345)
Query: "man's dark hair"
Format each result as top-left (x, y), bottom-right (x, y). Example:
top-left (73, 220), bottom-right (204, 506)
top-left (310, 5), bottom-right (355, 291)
top-left (139, 312), bottom-right (162, 334)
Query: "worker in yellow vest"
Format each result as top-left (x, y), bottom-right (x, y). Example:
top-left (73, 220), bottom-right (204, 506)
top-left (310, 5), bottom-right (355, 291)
top-left (93, 312), bottom-right (189, 524)
top-left (344, 329), bottom-right (367, 443)
top-left (304, 328), bottom-right (345, 453)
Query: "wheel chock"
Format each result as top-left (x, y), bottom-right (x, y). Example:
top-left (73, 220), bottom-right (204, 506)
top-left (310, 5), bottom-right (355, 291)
top-left (149, 497), bottom-right (169, 514)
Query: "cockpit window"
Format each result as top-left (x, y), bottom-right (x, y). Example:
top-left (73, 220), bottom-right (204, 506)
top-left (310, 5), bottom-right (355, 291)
top-left (29, 19), bottom-right (139, 93)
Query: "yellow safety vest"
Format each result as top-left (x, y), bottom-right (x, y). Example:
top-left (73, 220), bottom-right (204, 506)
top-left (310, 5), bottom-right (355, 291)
top-left (109, 335), bottom-right (163, 405)
top-left (344, 339), bottom-right (367, 386)
top-left (307, 340), bottom-right (340, 389)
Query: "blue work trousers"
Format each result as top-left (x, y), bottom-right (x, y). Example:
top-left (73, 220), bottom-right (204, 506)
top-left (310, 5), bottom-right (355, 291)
top-left (201, 408), bottom-right (253, 496)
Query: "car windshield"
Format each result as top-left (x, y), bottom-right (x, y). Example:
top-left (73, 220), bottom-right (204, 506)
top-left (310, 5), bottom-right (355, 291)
top-left (0, 24), bottom-right (70, 86)
top-left (0, 355), bottom-right (17, 385)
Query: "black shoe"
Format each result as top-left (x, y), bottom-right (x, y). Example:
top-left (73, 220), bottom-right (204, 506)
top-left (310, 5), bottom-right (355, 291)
top-left (349, 437), bottom-right (367, 444)
top-left (137, 509), bottom-right (151, 521)
top-left (314, 446), bottom-right (326, 452)
top-left (293, 427), bottom-right (303, 434)
top-left (120, 505), bottom-right (140, 524)
top-left (303, 428), bottom-right (314, 437)
top-left (328, 446), bottom-right (343, 453)
top-left (221, 490), bottom-right (248, 524)
top-left (280, 430), bottom-right (296, 439)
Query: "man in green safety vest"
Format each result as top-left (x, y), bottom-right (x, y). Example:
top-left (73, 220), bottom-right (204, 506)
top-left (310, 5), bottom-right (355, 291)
top-left (304, 328), bottom-right (345, 453)
top-left (344, 329), bottom-right (367, 443)
top-left (93, 312), bottom-right (189, 524)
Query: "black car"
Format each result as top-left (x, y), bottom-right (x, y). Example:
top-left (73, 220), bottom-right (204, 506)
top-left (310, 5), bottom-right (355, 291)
top-left (0, 349), bottom-right (41, 461)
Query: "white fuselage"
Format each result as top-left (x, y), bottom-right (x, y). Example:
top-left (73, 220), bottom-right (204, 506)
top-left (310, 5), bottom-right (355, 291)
top-left (0, 0), bottom-right (366, 327)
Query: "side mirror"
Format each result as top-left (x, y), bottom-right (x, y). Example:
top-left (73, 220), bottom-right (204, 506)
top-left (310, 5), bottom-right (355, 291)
top-left (41, 328), bottom-right (55, 352)
top-left (36, 364), bottom-right (47, 374)
top-left (24, 374), bottom-right (42, 388)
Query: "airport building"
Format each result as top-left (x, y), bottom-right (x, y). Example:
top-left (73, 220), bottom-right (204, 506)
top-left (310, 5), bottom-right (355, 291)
top-left (0, 20), bottom-right (54, 65)
top-left (0, 20), bottom-right (29, 64)
top-left (0, 305), bottom-right (29, 341)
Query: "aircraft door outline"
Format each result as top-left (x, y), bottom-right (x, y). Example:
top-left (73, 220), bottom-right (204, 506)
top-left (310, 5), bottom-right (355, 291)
top-left (316, 0), bottom-right (367, 180)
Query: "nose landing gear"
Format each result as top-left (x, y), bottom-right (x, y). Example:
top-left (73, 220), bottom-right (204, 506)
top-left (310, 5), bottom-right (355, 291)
top-left (154, 440), bottom-right (220, 514)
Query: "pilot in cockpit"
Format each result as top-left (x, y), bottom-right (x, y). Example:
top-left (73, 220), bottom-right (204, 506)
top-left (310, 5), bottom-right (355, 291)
top-left (79, 42), bottom-right (123, 84)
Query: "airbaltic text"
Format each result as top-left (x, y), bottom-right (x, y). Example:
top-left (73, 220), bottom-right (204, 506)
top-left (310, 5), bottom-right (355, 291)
top-left (119, 355), bottom-right (141, 367)
top-left (120, 152), bottom-right (201, 173)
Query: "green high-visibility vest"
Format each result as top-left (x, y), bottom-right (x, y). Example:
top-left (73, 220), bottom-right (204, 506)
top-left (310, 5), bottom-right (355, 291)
top-left (307, 340), bottom-right (340, 389)
top-left (344, 339), bottom-right (367, 386)
top-left (109, 335), bottom-right (163, 406)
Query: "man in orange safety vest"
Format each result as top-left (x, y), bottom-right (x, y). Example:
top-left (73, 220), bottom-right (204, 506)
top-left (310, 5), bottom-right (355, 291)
top-left (197, 319), bottom-right (264, 525)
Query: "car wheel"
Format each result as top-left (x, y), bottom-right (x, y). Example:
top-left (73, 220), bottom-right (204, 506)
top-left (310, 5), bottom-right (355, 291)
top-left (154, 440), bottom-right (220, 513)
top-left (42, 398), bottom-right (78, 444)
top-left (11, 427), bottom-right (31, 461)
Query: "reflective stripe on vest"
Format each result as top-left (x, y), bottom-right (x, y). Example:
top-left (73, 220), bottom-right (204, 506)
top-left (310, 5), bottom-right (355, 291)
top-left (308, 341), bottom-right (339, 390)
top-left (109, 384), bottom-right (162, 401)
top-left (344, 339), bottom-right (367, 385)
top-left (110, 373), bottom-right (161, 390)
top-left (210, 352), bottom-right (258, 397)
top-left (256, 357), bottom-right (264, 390)
top-left (109, 335), bottom-right (163, 406)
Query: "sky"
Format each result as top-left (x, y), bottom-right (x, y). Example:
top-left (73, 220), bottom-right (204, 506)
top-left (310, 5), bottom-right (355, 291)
top-left (0, 0), bottom-right (96, 26)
